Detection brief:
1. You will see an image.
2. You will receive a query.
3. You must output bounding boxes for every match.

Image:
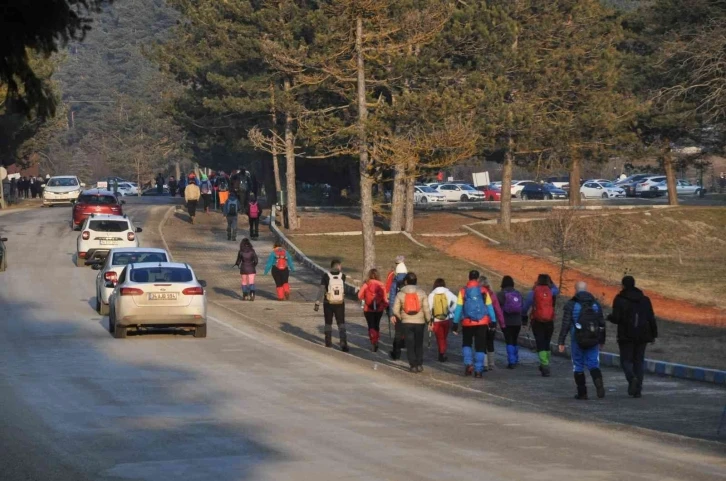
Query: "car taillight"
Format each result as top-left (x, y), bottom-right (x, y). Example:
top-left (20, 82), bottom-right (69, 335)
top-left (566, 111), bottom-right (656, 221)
top-left (182, 286), bottom-right (204, 296)
top-left (104, 272), bottom-right (118, 283)
top-left (120, 287), bottom-right (143, 296)
top-left (82, 231), bottom-right (90, 240)
top-left (127, 232), bottom-right (135, 241)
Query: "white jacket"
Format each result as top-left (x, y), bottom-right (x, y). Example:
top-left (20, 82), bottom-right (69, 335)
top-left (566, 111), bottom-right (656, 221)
top-left (428, 287), bottom-right (458, 322)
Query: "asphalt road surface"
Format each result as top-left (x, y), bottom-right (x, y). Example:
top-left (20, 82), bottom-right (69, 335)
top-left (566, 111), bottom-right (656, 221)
top-left (0, 202), bottom-right (724, 481)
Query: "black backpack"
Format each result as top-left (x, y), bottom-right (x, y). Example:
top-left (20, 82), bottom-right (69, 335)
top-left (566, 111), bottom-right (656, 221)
top-left (574, 300), bottom-right (601, 349)
top-left (624, 298), bottom-right (653, 342)
top-left (228, 201), bottom-right (238, 216)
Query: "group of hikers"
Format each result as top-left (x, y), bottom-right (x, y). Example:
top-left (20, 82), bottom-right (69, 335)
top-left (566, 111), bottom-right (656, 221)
top-left (306, 255), bottom-right (658, 400)
top-left (7, 176), bottom-right (47, 201)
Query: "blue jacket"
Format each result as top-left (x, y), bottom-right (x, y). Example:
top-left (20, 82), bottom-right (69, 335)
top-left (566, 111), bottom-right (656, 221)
top-left (223, 197), bottom-right (241, 217)
top-left (522, 285), bottom-right (560, 315)
top-left (388, 273), bottom-right (407, 316)
top-left (557, 291), bottom-right (606, 345)
top-left (263, 248), bottom-right (295, 274)
top-left (453, 281), bottom-right (497, 326)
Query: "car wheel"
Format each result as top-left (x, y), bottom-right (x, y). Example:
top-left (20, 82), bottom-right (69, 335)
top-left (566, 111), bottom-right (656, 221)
top-left (194, 324), bottom-right (208, 338)
top-left (99, 301), bottom-right (109, 316)
top-left (601, 192), bottom-right (608, 199)
top-left (108, 309), bottom-right (115, 333)
top-left (113, 322), bottom-right (127, 339)
top-left (521, 193), bottom-right (528, 201)
top-left (420, 197), bottom-right (428, 204)
top-left (76, 255), bottom-right (86, 268)
top-left (546, 194), bottom-right (553, 200)
top-left (95, 294), bottom-right (101, 314)
top-left (580, 192), bottom-right (586, 200)
top-left (460, 194), bottom-right (468, 202)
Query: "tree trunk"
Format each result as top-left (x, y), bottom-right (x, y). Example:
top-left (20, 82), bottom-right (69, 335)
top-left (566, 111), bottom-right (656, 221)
top-left (404, 160), bottom-right (415, 233)
top-left (568, 151), bottom-right (581, 207)
top-left (174, 160), bottom-right (180, 182)
top-left (662, 145), bottom-right (679, 206)
top-left (499, 144), bottom-right (514, 231)
top-left (283, 78), bottom-right (299, 230)
top-left (389, 162), bottom-right (405, 231)
top-left (270, 84), bottom-right (282, 193)
top-left (356, 16), bottom-right (376, 273)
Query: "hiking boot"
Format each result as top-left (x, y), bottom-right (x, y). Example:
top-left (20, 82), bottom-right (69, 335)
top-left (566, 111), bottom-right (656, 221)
top-left (633, 392), bottom-right (642, 398)
top-left (592, 370), bottom-right (606, 399)
top-left (574, 372), bottom-right (588, 400)
top-left (341, 343), bottom-right (349, 353)
top-left (250, 291), bottom-right (255, 302)
top-left (409, 366), bottom-right (417, 373)
top-left (474, 371), bottom-right (483, 378)
top-left (487, 353), bottom-right (495, 371)
top-left (507, 363), bottom-right (515, 369)
top-left (190, 216), bottom-right (194, 224)
top-left (242, 293), bottom-right (249, 301)
top-left (325, 333), bottom-right (332, 348)
top-left (284, 292), bottom-right (290, 301)
top-left (541, 365), bottom-right (551, 377)
top-left (389, 349), bottom-right (400, 360)
top-left (438, 353), bottom-right (448, 363)
top-left (465, 365), bottom-right (474, 376)
top-left (574, 393), bottom-right (589, 400)
top-left (628, 378), bottom-right (638, 397)
top-left (416, 365), bottom-right (424, 373)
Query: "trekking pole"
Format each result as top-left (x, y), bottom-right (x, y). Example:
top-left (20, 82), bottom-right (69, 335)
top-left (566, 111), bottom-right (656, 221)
top-left (427, 325), bottom-right (432, 349)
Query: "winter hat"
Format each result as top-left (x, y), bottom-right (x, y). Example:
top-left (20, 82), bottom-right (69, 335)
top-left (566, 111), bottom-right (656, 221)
top-left (395, 262), bottom-right (408, 275)
top-left (395, 255), bottom-right (405, 264)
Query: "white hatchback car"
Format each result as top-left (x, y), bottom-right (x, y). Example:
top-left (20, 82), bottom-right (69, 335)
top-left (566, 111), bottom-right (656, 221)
top-left (117, 182), bottom-right (139, 196)
top-left (76, 214), bottom-right (142, 267)
top-left (414, 185), bottom-right (446, 203)
top-left (580, 180), bottom-right (626, 199)
top-left (92, 247), bottom-right (171, 315)
top-left (107, 262), bottom-right (208, 339)
top-left (635, 175), bottom-right (667, 197)
top-left (43, 175), bottom-right (84, 206)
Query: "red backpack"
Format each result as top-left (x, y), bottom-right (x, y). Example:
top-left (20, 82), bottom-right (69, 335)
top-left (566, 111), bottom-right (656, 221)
top-left (403, 292), bottom-right (421, 315)
top-left (532, 285), bottom-right (554, 321)
top-left (249, 202), bottom-right (260, 219)
top-left (364, 281), bottom-right (385, 311)
top-left (274, 248), bottom-right (288, 270)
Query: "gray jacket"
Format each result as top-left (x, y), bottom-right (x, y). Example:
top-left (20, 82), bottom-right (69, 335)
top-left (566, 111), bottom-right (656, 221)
top-left (393, 286), bottom-right (432, 325)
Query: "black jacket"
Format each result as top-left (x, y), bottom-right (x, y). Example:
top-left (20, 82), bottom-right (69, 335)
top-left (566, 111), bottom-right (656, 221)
top-left (609, 287), bottom-right (657, 343)
top-left (558, 291), bottom-right (606, 346)
top-left (235, 246), bottom-right (258, 275)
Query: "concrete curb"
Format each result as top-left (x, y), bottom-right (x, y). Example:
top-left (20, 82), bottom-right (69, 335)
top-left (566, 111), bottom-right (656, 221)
top-left (496, 330), bottom-right (726, 386)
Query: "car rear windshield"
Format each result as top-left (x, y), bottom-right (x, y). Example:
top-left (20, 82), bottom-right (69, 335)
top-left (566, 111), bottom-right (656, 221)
top-left (78, 194), bottom-right (118, 205)
top-left (47, 178), bottom-right (78, 187)
top-left (130, 267), bottom-right (193, 283)
top-left (88, 220), bottom-right (130, 232)
top-left (112, 252), bottom-right (168, 266)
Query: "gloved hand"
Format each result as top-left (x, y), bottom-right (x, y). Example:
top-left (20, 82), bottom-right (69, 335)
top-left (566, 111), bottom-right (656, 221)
top-left (314, 302), bottom-right (320, 312)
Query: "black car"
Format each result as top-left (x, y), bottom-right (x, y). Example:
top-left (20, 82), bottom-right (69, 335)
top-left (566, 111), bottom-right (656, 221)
top-left (519, 183), bottom-right (568, 200)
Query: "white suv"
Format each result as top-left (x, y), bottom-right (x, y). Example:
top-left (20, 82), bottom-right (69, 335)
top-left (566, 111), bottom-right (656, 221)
top-left (43, 175), bottom-right (83, 206)
top-left (76, 214), bottom-right (142, 267)
top-left (635, 175), bottom-right (667, 198)
top-left (92, 247), bottom-right (170, 315)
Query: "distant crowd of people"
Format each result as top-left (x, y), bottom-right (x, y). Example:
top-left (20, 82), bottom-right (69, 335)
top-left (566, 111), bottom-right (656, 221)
top-left (5, 175), bottom-right (49, 202)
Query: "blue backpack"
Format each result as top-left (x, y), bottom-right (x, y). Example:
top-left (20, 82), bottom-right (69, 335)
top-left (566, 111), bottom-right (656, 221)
top-left (463, 286), bottom-right (486, 321)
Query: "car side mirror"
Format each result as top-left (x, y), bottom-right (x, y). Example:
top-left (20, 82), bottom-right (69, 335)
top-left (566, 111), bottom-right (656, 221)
top-left (104, 281), bottom-right (116, 288)
top-left (198, 280), bottom-right (207, 288)
top-left (136, 227), bottom-right (143, 233)
top-left (597, 186), bottom-right (602, 189)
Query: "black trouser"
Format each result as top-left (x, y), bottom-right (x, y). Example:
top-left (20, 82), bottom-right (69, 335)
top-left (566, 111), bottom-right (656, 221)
top-left (404, 323), bottom-right (425, 367)
top-left (391, 318), bottom-right (406, 357)
top-left (226, 216), bottom-right (238, 239)
top-left (187, 200), bottom-right (198, 218)
top-left (531, 320), bottom-right (554, 352)
top-left (364, 311), bottom-right (383, 333)
top-left (503, 325), bottom-right (521, 345)
top-left (462, 325), bottom-right (487, 352)
top-left (485, 325), bottom-right (496, 352)
top-left (271, 266), bottom-right (289, 287)
top-left (202, 193), bottom-right (212, 211)
top-left (619, 341), bottom-right (648, 386)
top-left (249, 217), bottom-right (259, 237)
top-left (323, 303), bottom-right (347, 344)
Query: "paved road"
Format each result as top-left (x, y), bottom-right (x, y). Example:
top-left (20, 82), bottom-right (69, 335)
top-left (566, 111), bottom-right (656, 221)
top-left (0, 201), bottom-right (724, 481)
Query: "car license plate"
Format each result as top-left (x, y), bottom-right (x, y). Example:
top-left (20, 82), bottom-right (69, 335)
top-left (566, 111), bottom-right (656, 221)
top-left (100, 240), bottom-right (118, 245)
top-left (149, 293), bottom-right (178, 301)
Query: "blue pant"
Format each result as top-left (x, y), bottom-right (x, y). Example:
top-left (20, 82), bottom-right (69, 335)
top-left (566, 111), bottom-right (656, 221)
top-left (570, 341), bottom-right (599, 373)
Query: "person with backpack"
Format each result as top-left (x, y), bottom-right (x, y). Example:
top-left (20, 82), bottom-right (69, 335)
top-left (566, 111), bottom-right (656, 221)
top-left (358, 268), bottom-right (388, 352)
top-left (314, 259), bottom-right (348, 352)
top-left (217, 173), bottom-right (230, 206)
top-left (428, 278), bottom-right (457, 362)
top-left (199, 174), bottom-right (214, 213)
top-left (223, 192), bottom-right (241, 241)
top-left (480, 276), bottom-right (506, 371)
top-left (608, 276), bottom-right (658, 398)
top-left (558, 281), bottom-right (606, 400)
top-left (168, 176), bottom-right (177, 198)
top-left (392, 272), bottom-right (432, 373)
top-left (386, 256), bottom-right (408, 360)
top-left (497, 275), bottom-right (524, 369)
top-left (452, 270), bottom-right (497, 378)
top-left (234, 238), bottom-right (259, 301)
top-left (184, 177), bottom-right (201, 224)
top-left (522, 274), bottom-right (560, 377)
top-left (246, 194), bottom-right (262, 239)
top-left (264, 242), bottom-right (295, 301)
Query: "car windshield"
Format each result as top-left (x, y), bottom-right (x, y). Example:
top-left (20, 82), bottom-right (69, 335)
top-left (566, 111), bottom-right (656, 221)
top-left (47, 178), bottom-right (78, 187)
top-left (600, 182), bottom-right (615, 188)
top-left (130, 267), bottom-right (193, 283)
top-left (78, 195), bottom-right (117, 205)
top-left (543, 183), bottom-right (558, 190)
top-left (460, 185), bottom-right (477, 191)
top-left (418, 186), bottom-right (436, 193)
top-left (88, 220), bottom-right (130, 232)
top-left (112, 252), bottom-right (168, 266)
